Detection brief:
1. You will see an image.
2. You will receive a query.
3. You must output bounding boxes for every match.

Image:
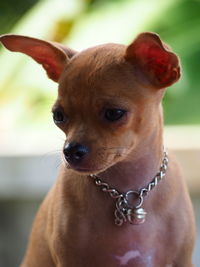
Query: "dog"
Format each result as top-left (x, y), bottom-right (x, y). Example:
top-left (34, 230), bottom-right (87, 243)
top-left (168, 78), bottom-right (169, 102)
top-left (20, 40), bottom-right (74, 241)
top-left (0, 32), bottom-right (195, 267)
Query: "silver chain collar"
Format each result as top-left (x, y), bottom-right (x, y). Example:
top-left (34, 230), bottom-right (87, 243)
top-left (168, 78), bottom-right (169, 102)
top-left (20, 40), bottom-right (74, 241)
top-left (89, 150), bottom-right (169, 226)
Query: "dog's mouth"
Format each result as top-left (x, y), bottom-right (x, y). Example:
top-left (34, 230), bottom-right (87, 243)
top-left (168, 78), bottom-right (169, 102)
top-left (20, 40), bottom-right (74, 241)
top-left (62, 152), bottom-right (124, 174)
top-left (63, 160), bottom-right (113, 174)
top-left (61, 145), bottom-right (130, 175)
top-left (70, 166), bottom-right (104, 174)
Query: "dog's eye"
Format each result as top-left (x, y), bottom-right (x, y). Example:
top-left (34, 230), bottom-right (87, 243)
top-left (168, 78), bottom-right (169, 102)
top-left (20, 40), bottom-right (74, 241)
top-left (104, 109), bottom-right (127, 122)
top-left (52, 110), bottom-right (65, 123)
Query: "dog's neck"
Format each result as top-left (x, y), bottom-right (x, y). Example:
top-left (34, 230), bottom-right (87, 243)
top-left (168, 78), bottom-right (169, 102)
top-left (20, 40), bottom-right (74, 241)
top-left (99, 126), bottom-right (163, 193)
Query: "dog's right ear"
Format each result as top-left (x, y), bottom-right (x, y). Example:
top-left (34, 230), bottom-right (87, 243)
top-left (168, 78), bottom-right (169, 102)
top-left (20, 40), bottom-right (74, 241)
top-left (0, 34), bottom-right (77, 82)
top-left (125, 32), bottom-right (180, 89)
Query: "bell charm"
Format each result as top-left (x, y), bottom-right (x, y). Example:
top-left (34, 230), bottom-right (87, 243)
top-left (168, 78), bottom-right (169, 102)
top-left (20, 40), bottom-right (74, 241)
top-left (127, 207), bottom-right (147, 225)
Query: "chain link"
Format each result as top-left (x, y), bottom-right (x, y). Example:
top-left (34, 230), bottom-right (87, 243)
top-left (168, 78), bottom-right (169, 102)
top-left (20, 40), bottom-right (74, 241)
top-left (90, 150), bottom-right (168, 199)
top-left (93, 175), bottom-right (123, 199)
top-left (139, 151), bottom-right (168, 198)
top-left (89, 150), bottom-right (169, 226)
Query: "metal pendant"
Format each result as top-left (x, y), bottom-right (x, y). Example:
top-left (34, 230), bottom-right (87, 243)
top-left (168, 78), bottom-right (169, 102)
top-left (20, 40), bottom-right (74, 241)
top-left (90, 150), bottom-right (168, 227)
top-left (114, 191), bottom-right (147, 226)
top-left (127, 207), bottom-right (147, 225)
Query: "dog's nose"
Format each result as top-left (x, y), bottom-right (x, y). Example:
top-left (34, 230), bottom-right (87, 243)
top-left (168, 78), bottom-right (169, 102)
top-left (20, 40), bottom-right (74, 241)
top-left (63, 142), bottom-right (89, 164)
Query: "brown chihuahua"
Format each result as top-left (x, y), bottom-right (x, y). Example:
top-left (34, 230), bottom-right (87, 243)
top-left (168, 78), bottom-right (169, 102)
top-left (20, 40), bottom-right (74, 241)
top-left (0, 32), bottom-right (195, 266)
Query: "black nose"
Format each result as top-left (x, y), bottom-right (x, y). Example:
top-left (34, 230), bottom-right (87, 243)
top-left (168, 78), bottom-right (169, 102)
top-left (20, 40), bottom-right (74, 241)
top-left (63, 142), bottom-right (89, 164)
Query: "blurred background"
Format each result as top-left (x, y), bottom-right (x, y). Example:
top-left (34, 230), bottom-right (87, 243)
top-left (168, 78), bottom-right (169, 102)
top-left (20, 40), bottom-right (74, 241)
top-left (0, 0), bottom-right (200, 266)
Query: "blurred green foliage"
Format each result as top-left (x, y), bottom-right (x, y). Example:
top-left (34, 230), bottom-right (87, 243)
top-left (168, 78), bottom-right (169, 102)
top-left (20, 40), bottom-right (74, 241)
top-left (0, 0), bottom-right (39, 34)
top-left (151, 0), bottom-right (200, 124)
top-left (0, 0), bottom-right (200, 130)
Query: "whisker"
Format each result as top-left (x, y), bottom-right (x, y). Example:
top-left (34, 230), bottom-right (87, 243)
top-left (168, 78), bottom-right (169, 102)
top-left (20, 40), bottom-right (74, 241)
top-left (55, 160), bottom-right (62, 170)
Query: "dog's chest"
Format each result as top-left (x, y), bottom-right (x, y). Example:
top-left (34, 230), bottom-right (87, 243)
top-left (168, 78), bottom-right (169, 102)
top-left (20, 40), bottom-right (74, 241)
top-left (51, 217), bottom-right (171, 267)
top-left (111, 249), bottom-right (155, 267)
top-left (53, 237), bottom-right (156, 267)
top-left (51, 177), bottom-right (178, 266)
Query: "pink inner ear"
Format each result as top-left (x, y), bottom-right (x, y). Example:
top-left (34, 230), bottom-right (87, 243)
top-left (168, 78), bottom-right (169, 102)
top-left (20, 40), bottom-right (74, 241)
top-left (135, 42), bottom-right (175, 84)
top-left (33, 55), bottom-right (63, 81)
top-left (0, 35), bottom-right (67, 82)
top-left (126, 32), bottom-right (181, 88)
top-left (26, 46), bottom-right (64, 81)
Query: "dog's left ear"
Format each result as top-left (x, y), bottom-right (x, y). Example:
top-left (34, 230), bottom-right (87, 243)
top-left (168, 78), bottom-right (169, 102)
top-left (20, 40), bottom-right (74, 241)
top-left (0, 34), bottom-right (77, 82)
top-left (125, 32), bottom-right (180, 89)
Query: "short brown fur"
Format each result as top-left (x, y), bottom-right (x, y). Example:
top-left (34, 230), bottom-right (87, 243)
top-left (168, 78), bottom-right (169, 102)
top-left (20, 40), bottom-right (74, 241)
top-left (0, 32), bottom-right (195, 267)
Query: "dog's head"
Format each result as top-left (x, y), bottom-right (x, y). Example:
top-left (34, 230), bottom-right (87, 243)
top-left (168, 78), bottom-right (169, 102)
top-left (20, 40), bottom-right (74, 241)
top-left (0, 32), bottom-right (180, 174)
